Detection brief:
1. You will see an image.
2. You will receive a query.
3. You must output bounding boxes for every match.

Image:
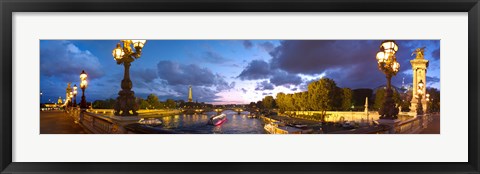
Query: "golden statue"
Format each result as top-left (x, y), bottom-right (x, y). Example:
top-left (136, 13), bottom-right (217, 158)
top-left (122, 40), bottom-right (133, 55)
top-left (411, 47), bottom-right (426, 59)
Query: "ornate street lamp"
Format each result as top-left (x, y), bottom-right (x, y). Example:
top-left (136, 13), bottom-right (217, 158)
top-left (73, 84), bottom-right (77, 107)
top-left (416, 80), bottom-right (425, 115)
top-left (376, 40), bottom-right (400, 119)
top-left (80, 70), bottom-right (88, 109)
top-left (111, 40), bottom-right (147, 116)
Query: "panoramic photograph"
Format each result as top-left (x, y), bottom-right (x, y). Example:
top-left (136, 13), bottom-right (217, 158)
top-left (39, 40), bottom-right (440, 134)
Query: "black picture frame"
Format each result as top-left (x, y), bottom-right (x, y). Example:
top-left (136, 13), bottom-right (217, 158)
top-left (1, 0), bottom-right (479, 173)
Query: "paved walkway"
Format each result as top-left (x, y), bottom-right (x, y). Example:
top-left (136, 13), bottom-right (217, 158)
top-left (40, 110), bottom-right (87, 134)
top-left (420, 113), bottom-right (440, 134)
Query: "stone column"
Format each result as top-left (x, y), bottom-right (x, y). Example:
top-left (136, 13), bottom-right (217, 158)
top-left (409, 48), bottom-right (429, 113)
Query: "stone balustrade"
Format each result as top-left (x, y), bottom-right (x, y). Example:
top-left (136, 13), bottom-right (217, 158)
top-left (66, 108), bottom-right (141, 134)
top-left (394, 114), bottom-right (432, 134)
top-left (64, 107), bottom-right (434, 134)
top-left (65, 108), bottom-right (185, 134)
top-left (286, 111), bottom-right (380, 123)
top-left (329, 114), bottom-right (431, 134)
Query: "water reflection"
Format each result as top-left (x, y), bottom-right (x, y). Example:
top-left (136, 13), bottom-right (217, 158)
top-left (157, 110), bottom-right (265, 134)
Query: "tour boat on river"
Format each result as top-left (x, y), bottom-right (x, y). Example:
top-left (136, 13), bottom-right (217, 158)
top-left (208, 114), bottom-right (227, 126)
top-left (138, 118), bottom-right (162, 127)
top-left (264, 121), bottom-right (304, 134)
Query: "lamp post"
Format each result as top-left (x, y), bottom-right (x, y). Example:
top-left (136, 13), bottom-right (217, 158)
top-left (111, 40), bottom-right (147, 116)
top-left (80, 70), bottom-right (88, 109)
top-left (376, 40), bottom-right (400, 119)
top-left (40, 91), bottom-right (43, 104)
top-left (73, 84), bottom-right (77, 107)
top-left (416, 80), bottom-right (424, 115)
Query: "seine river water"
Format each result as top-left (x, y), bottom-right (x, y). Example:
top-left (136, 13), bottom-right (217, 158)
top-left (155, 110), bottom-right (266, 134)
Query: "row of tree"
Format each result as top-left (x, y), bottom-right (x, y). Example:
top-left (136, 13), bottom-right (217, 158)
top-left (256, 77), bottom-right (441, 115)
top-left (272, 78), bottom-right (353, 115)
top-left (137, 94), bottom-right (177, 109)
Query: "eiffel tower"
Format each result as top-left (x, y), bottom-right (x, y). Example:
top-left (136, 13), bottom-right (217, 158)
top-left (188, 85), bottom-right (193, 102)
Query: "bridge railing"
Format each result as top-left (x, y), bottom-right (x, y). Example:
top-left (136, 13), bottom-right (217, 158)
top-left (327, 113), bottom-right (432, 134)
top-left (65, 108), bottom-right (180, 134)
top-left (396, 114), bottom-right (432, 134)
top-left (65, 108), bottom-right (123, 133)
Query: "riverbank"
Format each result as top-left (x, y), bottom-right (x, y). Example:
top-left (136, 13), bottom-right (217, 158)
top-left (264, 115), bottom-right (354, 133)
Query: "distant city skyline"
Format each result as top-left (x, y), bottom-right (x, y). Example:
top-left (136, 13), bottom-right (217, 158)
top-left (40, 40), bottom-right (440, 104)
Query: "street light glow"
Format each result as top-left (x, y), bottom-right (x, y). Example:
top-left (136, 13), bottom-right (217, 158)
top-left (132, 40), bottom-right (147, 49)
top-left (376, 51), bottom-right (385, 62)
top-left (73, 85), bottom-right (77, 95)
top-left (418, 80), bottom-right (424, 89)
top-left (112, 43), bottom-right (125, 60)
top-left (79, 70), bottom-right (88, 109)
top-left (80, 70), bottom-right (88, 80)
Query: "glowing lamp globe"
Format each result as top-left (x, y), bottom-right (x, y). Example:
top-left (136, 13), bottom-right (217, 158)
top-left (381, 40), bottom-right (398, 53)
top-left (418, 80), bottom-right (424, 89)
top-left (73, 85), bottom-right (77, 94)
top-left (81, 80), bottom-right (88, 89)
top-left (376, 51), bottom-right (385, 62)
top-left (80, 70), bottom-right (87, 80)
top-left (132, 40), bottom-right (146, 49)
top-left (112, 43), bottom-right (125, 60)
top-left (392, 62), bottom-right (400, 72)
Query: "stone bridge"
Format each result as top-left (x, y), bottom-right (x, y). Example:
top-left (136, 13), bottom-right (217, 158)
top-left (43, 108), bottom-right (438, 134)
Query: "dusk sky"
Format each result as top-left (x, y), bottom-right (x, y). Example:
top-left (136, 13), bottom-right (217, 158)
top-left (40, 40), bottom-right (440, 104)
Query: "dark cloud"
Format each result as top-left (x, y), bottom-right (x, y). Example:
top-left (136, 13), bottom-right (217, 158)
top-left (426, 76), bottom-right (440, 84)
top-left (237, 59), bottom-right (271, 80)
top-left (243, 40), bottom-right (253, 49)
top-left (396, 40), bottom-right (440, 62)
top-left (269, 40), bottom-right (440, 89)
top-left (131, 68), bottom-right (157, 83)
top-left (324, 63), bottom-right (384, 89)
top-left (431, 48), bottom-right (440, 60)
top-left (241, 88), bottom-right (247, 93)
top-left (157, 60), bottom-right (217, 86)
top-left (269, 70), bottom-right (303, 87)
top-left (155, 60), bottom-right (235, 102)
top-left (202, 51), bottom-right (231, 64)
top-left (238, 59), bottom-right (303, 89)
top-left (255, 80), bottom-right (274, 91)
top-left (230, 63), bottom-right (241, 67)
top-left (258, 42), bottom-right (275, 52)
top-left (40, 41), bottom-right (104, 81)
top-left (270, 40), bottom-right (377, 75)
top-left (262, 92), bottom-right (273, 96)
top-left (215, 80), bottom-right (236, 91)
top-left (268, 40), bottom-right (383, 88)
